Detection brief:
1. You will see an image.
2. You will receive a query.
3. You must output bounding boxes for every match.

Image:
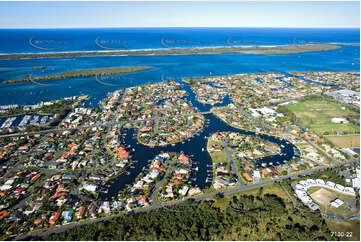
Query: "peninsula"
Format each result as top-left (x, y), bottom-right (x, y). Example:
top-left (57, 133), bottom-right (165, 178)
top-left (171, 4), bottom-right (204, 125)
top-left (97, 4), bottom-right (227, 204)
top-left (0, 44), bottom-right (341, 60)
top-left (2, 66), bottom-right (152, 84)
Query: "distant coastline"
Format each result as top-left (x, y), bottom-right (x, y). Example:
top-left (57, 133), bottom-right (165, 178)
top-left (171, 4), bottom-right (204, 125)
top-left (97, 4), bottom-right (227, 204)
top-left (0, 44), bottom-right (342, 60)
top-left (2, 66), bottom-right (152, 84)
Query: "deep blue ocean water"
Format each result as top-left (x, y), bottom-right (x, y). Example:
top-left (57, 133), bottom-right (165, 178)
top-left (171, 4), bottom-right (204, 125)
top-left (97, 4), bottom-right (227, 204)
top-left (0, 28), bottom-right (359, 106)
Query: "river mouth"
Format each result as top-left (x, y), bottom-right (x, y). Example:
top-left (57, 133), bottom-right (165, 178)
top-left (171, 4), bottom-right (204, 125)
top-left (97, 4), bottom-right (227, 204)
top-left (101, 79), bottom-right (299, 200)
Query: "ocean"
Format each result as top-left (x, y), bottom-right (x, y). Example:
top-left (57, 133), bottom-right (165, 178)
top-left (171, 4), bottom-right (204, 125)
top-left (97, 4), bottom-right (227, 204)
top-left (0, 27), bottom-right (359, 106)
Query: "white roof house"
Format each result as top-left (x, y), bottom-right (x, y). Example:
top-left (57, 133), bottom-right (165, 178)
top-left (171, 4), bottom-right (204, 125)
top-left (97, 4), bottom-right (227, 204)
top-left (330, 198), bottom-right (344, 208)
top-left (4, 179), bottom-right (14, 185)
top-left (179, 186), bottom-right (189, 196)
top-left (300, 195), bottom-right (312, 204)
top-left (252, 170), bottom-right (261, 179)
top-left (83, 184), bottom-right (98, 192)
top-left (295, 184), bottom-right (306, 191)
top-left (326, 181), bottom-right (335, 189)
top-left (295, 189), bottom-right (307, 198)
top-left (352, 178), bottom-right (360, 189)
top-left (306, 179), bottom-right (316, 185)
top-left (316, 179), bottom-right (325, 185)
top-left (149, 171), bottom-right (159, 179)
top-left (335, 184), bottom-right (345, 192)
top-left (344, 187), bottom-right (356, 196)
top-left (0, 184), bottom-right (12, 191)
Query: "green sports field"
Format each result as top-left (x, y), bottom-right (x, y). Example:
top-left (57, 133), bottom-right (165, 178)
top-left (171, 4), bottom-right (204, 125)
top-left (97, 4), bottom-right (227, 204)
top-left (286, 99), bottom-right (360, 136)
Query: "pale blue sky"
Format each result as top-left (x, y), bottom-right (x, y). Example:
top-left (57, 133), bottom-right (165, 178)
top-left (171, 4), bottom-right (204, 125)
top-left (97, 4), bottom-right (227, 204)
top-left (0, 1), bottom-right (359, 28)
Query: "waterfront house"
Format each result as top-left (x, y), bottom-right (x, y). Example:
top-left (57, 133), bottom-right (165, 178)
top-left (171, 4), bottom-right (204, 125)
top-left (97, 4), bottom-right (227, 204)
top-left (179, 154), bottom-right (190, 164)
top-left (82, 184), bottom-right (98, 192)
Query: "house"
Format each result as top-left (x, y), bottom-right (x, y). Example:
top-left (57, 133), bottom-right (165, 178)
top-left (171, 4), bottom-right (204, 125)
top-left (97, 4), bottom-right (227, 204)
top-left (179, 154), bottom-right (190, 164)
top-left (149, 172), bottom-right (159, 179)
top-left (252, 170), bottom-right (261, 182)
top-left (262, 168), bottom-right (269, 176)
top-left (179, 186), bottom-right (189, 196)
top-left (335, 184), bottom-right (344, 192)
top-left (242, 172), bottom-right (252, 182)
top-left (31, 173), bottom-right (41, 182)
top-left (99, 201), bottom-right (111, 214)
top-left (326, 181), bottom-right (335, 189)
top-left (88, 203), bottom-right (97, 218)
top-left (0, 185), bottom-right (12, 191)
top-left (62, 210), bottom-right (73, 222)
top-left (308, 202), bottom-right (320, 211)
top-left (89, 174), bottom-right (105, 181)
top-left (49, 211), bottom-right (61, 225)
top-left (269, 167), bottom-right (277, 176)
top-left (83, 184), bottom-right (98, 192)
top-left (75, 206), bottom-right (86, 219)
top-left (0, 210), bottom-right (10, 220)
top-left (136, 196), bottom-right (148, 206)
top-left (330, 198), bottom-right (344, 208)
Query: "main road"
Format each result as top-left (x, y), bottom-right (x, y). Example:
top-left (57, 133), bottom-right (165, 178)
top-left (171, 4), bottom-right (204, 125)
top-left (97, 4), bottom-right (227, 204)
top-left (14, 159), bottom-right (358, 241)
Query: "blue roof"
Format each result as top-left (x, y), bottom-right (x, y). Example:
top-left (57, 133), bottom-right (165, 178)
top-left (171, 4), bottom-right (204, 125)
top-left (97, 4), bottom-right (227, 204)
top-left (155, 156), bottom-right (164, 162)
top-left (62, 210), bottom-right (73, 221)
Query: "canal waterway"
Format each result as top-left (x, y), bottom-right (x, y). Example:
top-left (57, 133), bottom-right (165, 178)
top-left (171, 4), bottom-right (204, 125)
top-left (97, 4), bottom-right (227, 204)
top-left (103, 79), bottom-right (299, 199)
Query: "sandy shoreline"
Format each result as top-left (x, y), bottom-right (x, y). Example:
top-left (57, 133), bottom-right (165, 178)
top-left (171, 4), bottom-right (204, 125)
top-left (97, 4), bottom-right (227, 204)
top-left (0, 44), bottom-right (342, 60)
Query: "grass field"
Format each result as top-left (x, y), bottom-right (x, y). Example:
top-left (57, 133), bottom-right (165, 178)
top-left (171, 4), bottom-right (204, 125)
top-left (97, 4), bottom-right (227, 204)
top-left (207, 140), bottom-right (229, 163)
top-left (287, 99), bottom-right (360, 136)
top-left (325, 135), bottom-right (360, 148)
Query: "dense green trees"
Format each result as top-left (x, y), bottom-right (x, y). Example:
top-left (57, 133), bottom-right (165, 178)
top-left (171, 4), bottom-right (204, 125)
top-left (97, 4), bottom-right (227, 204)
top-left (4, 66), bottom-right (151, 84)
top-left (37, 193), bottom-right (328, 241)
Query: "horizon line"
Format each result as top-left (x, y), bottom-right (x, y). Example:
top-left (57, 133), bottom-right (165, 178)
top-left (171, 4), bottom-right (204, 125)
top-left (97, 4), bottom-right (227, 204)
top-left (0, 26), bottom-right (360, 30)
